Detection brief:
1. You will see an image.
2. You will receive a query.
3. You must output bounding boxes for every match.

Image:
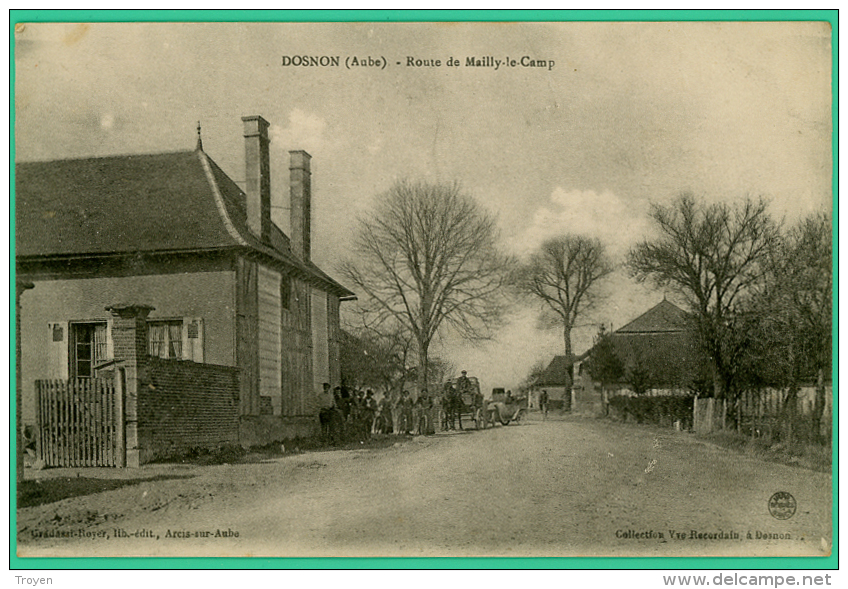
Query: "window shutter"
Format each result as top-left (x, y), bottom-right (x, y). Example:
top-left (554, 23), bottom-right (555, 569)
top-left (47, 322), bottom-right (69, 380)
top-left (106, 318), bottom-right (114, 360)
top-left (182, 317), bottom-right (204, 363)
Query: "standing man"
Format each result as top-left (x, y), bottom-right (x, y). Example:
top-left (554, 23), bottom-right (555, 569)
top-left (455, 371), bottom-right (473, 430)
top-left (442, 381), bottom-right (456, 430)
top-left (398, 390), bottom-right (414, 435)
top-left (320, 382), bottom-right (333, 408)
top-left (377, 393), bottom-right (393, 434)
top-left (456, 370), bottom-right (472, 397)
top-left (319, 383), bottom-right (344, 444)
top-left (364, 390), bottom-right (378, 434)
top-left (539, 389), bottom-right (549, 421)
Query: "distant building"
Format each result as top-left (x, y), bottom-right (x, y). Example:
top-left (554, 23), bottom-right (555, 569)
top-left (16, 115), bottom-right (355, 463)
top-left (601, 299), bottom-right (701, 386)
top-left (535, 299), bottom-right (704, 414)
top-left (532, 354), bottom-right (585, 411)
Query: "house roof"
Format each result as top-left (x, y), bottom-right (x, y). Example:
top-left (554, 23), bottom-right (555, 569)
top-left (607, 330), bottom-right (702, 387)
top-left (15, 149), bottom-right (354, 297)
top-left (615, 298), bottom-right (689, 333)
top-left (534, 353), bottom-right (588, 387)
top-left (539, 300), bottom-right (703, 389)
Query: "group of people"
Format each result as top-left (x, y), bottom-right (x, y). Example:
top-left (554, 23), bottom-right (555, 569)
top-left (385, 390), bottom-right (436, 436)
top-left (318, 383), bottom-right (437, 444)
top-left (318, 384), bottom-right (378, 444)
top-left (318, 374), bottom-right (546, 445)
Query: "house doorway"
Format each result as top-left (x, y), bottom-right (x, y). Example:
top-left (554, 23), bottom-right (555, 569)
top-left (70, 321), bottom-right (108, 378)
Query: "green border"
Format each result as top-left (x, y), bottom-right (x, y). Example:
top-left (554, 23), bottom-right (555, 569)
top-left (9, 9), bottom-right (838, 571)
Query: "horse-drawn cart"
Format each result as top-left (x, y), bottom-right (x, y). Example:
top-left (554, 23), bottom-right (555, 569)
top-left (439, 376), bottom-right (487, 430)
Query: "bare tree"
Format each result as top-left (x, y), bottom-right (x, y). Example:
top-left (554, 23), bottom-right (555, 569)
top-left (340, 314), bottom-right (417, 399)
top-left (515, 235), bottom-right (613, 393)
top-left (341, 180), bottom-right (512, 391)
top-left (517, 359), bottom-right (547, 397)
top-left (424, 357), bottom-right (456, 392)
top-left (628, 194), bottom-right (779, 401)
top-left (525, 359), bottom-right (548, 387)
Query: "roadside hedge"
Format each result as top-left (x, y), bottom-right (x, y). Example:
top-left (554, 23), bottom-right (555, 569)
top-left (608, 395), bottom-right (694, 429)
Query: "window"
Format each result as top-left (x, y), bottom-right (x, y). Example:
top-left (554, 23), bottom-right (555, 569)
top-left (147, 317), bottom-right (205, 362)
top-left (70, 322), bottom-right (108, 377)
top-left (148, 320), bottom-right (184, 359)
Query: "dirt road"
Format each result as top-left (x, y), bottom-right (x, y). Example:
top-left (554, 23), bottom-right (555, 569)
top-left (17, 416), bottom-right (832, 558)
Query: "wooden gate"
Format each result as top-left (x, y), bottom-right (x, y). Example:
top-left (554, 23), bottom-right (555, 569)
top-left (35, 375), bottom-right (125, 467)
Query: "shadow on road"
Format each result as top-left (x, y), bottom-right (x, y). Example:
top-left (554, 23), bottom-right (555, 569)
top-left (17, 475), bottom-right (196, 509)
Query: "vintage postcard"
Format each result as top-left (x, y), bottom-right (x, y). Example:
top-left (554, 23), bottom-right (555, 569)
top-left (13, 17), bottom-right (834, 562)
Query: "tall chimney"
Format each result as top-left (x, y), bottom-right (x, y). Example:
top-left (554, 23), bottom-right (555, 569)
top-left (242, 115), bottom-right (271, 241)
top-left (289, 150), bottom-right (312, 262)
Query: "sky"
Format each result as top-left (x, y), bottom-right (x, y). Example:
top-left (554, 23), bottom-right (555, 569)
top-left (13, 20), bottom-right (833, 393)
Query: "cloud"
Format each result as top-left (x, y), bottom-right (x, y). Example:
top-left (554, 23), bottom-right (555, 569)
top-left (269, 109), bottom-right (328, 155)
top-left (507, 186), bottom-right (653, 258)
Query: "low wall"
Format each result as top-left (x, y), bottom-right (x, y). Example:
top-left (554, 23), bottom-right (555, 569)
top-left (138, 358), bottom-right (239, 462)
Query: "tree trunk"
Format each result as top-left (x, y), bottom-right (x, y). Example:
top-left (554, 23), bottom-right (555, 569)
top-left (417, 340), bottom-right (429, 396)
top-left (813, 367), bottom-right (827, 443)
top-left (781, 384), bottom-right (799, 447)
top-left (710, 357), bottom-right (725, 400)
top-left (563, 324), bottom-right (574, 411)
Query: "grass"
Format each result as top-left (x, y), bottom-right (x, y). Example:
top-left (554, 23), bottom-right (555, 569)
top-left (700, 430), bottom-right (832, 473)
top-left (586, 411), bottom-right (833, 474)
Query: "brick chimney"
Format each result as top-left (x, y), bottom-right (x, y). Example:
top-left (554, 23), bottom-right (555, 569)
top-left (242, 115), bottom-right (271, 241)
top-left (289, 150), bottom-right (312, 262)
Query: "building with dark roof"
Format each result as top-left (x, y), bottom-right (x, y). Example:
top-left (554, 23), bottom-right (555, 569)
top-left (533, 299), bottom-right (705, 414)
top-left (602, 298), bottom-right (703, 391)
top-left (16, 115), bottom-right (355, 455)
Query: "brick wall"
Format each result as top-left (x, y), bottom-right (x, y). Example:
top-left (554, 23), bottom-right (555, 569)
top-left (138, 358), bottom-right (239, 462)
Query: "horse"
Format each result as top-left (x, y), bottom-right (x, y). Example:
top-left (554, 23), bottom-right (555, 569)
top-left (441, 391), bottom-right (464, 430)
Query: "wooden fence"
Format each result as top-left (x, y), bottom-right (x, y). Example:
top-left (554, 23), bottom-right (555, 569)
top-left (35, 375), bottom-right (124, 467)
top-left (737, 388), bottom-right (787, 438)
top-left (737, 386), bottom-right (831, 442)
top-left (693, 386), bottom-right (831, 441)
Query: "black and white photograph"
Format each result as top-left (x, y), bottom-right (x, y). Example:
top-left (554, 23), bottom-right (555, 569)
top-left (13, 19), bottom-right (834, 559)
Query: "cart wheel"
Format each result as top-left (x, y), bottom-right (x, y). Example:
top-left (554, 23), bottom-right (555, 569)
top-left (475, 408), bottom-right (483, 430)
top-left (439, 408), bottom-right (447, 431)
